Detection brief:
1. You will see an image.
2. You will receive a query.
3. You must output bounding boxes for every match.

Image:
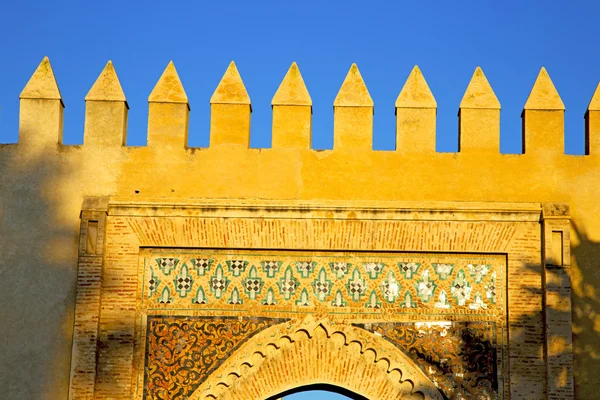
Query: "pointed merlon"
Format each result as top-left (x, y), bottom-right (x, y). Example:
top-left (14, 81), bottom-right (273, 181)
top-left (587, 82), bottom-right (600, 111)
top-left (460, 67), bottom-right (500, 109)
top-left (333, 64), bottom-right (373, 107)
top-left (395, 65), bottom-right (436, 108)
top-left (210, 61), bottom-right (251, 105)
top-left (85, 61), bottom-right (128, 106)
top-left (524, 67), bottom-right (565, 110)
top-left (20, 56), bottom-right (63, 102)
top-left (148, 61), bottom-right (189, 107)
top-left (272, 62), bottom-right (312, 106)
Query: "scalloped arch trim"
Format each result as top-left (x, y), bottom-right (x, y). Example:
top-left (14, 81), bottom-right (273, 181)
top-left (190, 316), bottom-right (443, 400)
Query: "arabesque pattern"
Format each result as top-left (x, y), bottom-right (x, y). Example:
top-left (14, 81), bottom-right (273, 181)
top-left (356, 321), bottom-right (498, 399)
top-left (144, 316), bottom-right (285, 400)
top-left (144, 316), bottom-right (500, 400)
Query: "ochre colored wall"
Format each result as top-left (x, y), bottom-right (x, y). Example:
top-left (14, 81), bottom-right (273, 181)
top-left (0, 57), bottom-right (599, 399)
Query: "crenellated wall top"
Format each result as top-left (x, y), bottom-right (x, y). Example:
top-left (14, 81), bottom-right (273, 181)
top-left (5, 56), bottom-right (600, 157)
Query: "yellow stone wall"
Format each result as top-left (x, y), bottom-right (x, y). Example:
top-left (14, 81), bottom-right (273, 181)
top-left (0, 56), bottom-right (599, 399)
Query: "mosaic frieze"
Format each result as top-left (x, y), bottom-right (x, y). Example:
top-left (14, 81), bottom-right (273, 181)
top-left (355, 321), bottom-right (499, 400)
top-left (144, 316), bottom-right (285, 400)
top-left (141, 250), bottom-right (504, 316)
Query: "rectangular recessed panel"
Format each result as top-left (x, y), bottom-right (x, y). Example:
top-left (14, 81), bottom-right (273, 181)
top-left (86, 221), bottom-right (98, 254)
top-left (133, 247), bottom-right (510, 400)
top-left (551, 231), bottom-right (564, 267)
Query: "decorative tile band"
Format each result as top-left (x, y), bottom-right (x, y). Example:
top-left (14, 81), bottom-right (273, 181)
top-left (140, 250), bottom-right (505, 318)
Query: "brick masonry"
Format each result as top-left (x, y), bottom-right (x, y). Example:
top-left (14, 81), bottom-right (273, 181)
top-left (68, 199), bottom-right (573, 400)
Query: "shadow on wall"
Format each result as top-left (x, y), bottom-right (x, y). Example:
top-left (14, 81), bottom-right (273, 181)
top-left (570, 221), bottom-right (600, 397)
top-left (513, 222), bottom-right (600, 399)
top-left (0, 140), bottom-right (81, 400)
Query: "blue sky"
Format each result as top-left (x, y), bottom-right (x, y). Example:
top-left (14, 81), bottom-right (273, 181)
top-left (1, 1), bottom-right (599, 155)
top-left (284, 392), bottom-right (350, 400)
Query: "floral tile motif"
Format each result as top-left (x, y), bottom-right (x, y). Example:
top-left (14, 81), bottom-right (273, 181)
top-left (468, 263), bottom-right (490, 284)
top-left (331, 289), bottom-right (347, 307)
top-left (363, 262), bottom-right (385, 279)
top-left (398, 262), bottom-right (420, 279)
top-left (295, 288), bottom-right (311, 307)
top-left (261, 261), bottom-right (282, 278)
top-left (295, 261), bottom-right (316, 278)
top-left (470, 292), bottom-right (488, 310)
top-left (228, 287), bottom-right (243, 305)
top-left (415, 269), bottom-right (437, 303)
top-left (365, 290), bottom-right (381, 309)
top-left (189, 258), bottom-right (213, 276)
top-left (433, 263), bottom-right (454, 280)
top-left (400, 290), bottom-right (417, 308)
top-left (312, 267), bottom-right (332, 301)
top-left (209, 264), bottom-right (229, 299)
top-left (148, 267), bottom-right (160, 298)
top-left (243, 266), bottom-right (263, 300)
top-left (485, 272), bottom-right (497, 304)
top-left (381, 271), bottom-right (400, 303)
top-left (346, 267), bottom-right (367, 301)
top-left (330, 261), bottom-right (350, 278)
top-left (226, 260), bottom-right (248, 277)
top-left (174, 264), bottom-right (193, 298)
top-left (155, 258), bottom-right (179, 275)
top-left (434, 289), bottom-right (451, 309)
top-left (158, 287), bottom-right (172, 304)
top-left (451, 270), bottom-right (471, 306)
top-left (192, 286), bottom-right (207, 304)
top-left (277, 266), bottom-right (299, 300)
top-left (262, 288), bottom-right (277, 306)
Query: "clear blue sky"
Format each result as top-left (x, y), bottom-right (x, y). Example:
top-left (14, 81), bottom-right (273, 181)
top-left (285, 392), bottom-right (350, 400)
top-left (1, 1), bottom-right (599, 154)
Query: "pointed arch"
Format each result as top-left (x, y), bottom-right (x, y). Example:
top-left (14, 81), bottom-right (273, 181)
top-left (190, 317), bottom-right (443, 400)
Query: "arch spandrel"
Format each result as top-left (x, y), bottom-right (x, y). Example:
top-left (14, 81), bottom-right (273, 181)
top-left (190, 317), bottom-right (443, 400)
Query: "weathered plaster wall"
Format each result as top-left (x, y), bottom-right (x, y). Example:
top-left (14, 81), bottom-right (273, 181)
top-left (0, 57), bottom-right (598, 399)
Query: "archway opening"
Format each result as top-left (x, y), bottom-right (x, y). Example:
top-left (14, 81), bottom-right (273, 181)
top-left (266, 383), bottom-right (368, 400)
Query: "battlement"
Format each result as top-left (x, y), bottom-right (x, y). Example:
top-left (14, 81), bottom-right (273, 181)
top-left (3, 56), bottom-right (600, 204)
top-left (5, 57), bottom-right (600, 156)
